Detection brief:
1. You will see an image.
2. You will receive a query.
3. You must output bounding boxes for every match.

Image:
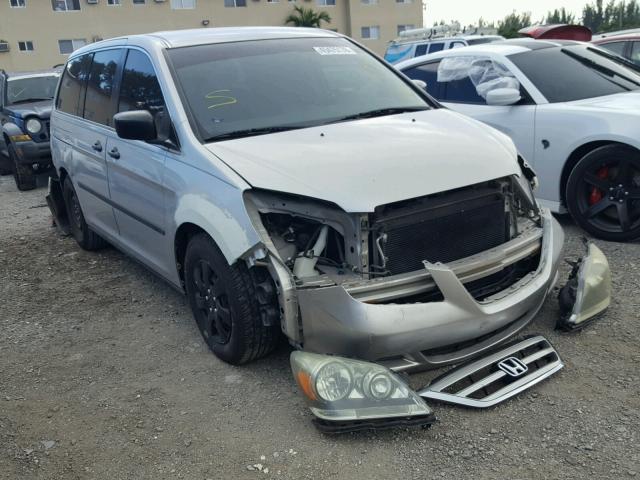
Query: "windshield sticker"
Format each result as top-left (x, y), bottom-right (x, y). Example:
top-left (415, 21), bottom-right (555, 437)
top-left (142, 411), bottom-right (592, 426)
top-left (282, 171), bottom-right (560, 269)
top-left (313, 46), bottom-right (356, 55)
top-left (205, 89), bottom-right (237, 109)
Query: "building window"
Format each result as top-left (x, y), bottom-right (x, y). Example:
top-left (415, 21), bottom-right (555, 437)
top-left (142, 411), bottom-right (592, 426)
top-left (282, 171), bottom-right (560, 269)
top-left (171, 0), bottom-right (195, 7)
top-left (361, 26), bottom-right (380, 40)
top-left (107, 0), bottom-right (121, 5)
top-left (52, 0), bottom-right (80, 11)
top-left (361, 0), bottom-right (377, 4)
top-left (267, 0), bottom-right (279, 3)
top-left (133, 0), bottom-right (145, 4)
top-left (316, 0), bottom-right (335, 5)
top-left (224, 0), bottom-right (245, 6)
top-left (397, 24), bottom-right (415, 35)
top-left (18, 41), bottom-right (34, 51)
top-left (10, 0), bottom-right (26, 7)
top-left (396, 0), bottom-right (413, 3)
top-left (58, 38), bottom-right (86, 55)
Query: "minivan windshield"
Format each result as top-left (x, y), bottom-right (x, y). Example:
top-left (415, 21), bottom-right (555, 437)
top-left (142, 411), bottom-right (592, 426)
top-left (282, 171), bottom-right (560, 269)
top-left (167, 37), bottom-right (430, 142)
top-left (6, 75), bottom-right (59, 105)
top-left (509, 45), bottom-right (640, 102)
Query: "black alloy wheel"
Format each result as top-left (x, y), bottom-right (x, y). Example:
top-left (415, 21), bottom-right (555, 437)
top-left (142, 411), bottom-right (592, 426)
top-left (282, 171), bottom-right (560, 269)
top-left (191, 259), bottom-right (233, 345)
top-left (567, 145), bottom-right (640, 241)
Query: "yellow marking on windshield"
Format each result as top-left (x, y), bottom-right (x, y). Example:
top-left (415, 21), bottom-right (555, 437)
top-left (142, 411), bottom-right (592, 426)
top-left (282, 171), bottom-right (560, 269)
top-left (206, 90), bottom-right (237, 109)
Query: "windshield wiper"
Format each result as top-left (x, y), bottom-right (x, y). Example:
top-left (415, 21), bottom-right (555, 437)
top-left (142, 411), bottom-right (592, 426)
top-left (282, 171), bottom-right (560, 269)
top-left (327, 106), bottom-right (429, 124)
top-left (205, 125), bottom-right (306, 142)
top-left (9, 97), bottom-right (52, 104)
top-left (562, 48), bottom-right (640, 88)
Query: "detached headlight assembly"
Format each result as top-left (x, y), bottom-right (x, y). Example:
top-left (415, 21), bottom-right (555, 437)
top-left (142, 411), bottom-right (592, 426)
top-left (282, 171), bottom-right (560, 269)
top-left (26, 118), bottom-right (43, 135)
top-left (290, 351), bottom-right (435, 433)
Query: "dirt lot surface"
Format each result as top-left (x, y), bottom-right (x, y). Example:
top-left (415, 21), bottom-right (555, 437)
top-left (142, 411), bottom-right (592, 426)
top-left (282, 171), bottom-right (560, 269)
top-left (1, 174), bottom-right (639, 480)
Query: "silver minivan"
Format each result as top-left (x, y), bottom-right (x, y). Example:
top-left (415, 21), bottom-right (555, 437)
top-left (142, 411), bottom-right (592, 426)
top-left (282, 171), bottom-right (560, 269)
top-left (49, 27), bottom-right (610, 432)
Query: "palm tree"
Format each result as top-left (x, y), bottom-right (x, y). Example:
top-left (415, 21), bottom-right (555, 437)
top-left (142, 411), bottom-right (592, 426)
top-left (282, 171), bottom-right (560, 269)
top-left (285, 5), bottom-right (331, 28)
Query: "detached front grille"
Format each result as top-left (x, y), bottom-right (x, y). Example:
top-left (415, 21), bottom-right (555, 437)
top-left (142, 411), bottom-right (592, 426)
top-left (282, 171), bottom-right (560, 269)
top-left (371, 183), bottom-right (509, 275)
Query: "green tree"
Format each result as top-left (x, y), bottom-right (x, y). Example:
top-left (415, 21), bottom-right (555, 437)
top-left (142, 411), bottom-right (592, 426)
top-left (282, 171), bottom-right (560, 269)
top-left (582, 0), bottom-right (640, 33)
top-left (285, 5), bottom-right (331, 28)
top-left (545, 7), bottom-right (577, 24)
top-left (498, 11), bottom-right (532, 38)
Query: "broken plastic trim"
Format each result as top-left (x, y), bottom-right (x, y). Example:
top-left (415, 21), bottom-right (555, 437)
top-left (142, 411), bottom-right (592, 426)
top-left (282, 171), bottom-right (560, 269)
top-left (557, 241), bottom-right (611, 330)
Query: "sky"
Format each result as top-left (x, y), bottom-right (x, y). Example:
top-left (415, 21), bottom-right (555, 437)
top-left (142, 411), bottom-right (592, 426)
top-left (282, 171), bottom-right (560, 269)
top-left (424, 0), bottom-right (590, 26)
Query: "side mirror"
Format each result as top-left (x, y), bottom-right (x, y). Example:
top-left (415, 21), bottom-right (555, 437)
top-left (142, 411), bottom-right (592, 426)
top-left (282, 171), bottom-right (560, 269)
top-left (412, 79), bottom-right (427, 90)
top-left (485, 88), bottom-right (521, 106)
top-left (114, 110), bottom-right (157, 142)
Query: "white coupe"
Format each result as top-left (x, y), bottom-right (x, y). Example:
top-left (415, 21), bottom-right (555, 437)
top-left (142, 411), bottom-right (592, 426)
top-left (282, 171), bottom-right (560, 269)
top-left (397, 39), bottom-right (640, 241)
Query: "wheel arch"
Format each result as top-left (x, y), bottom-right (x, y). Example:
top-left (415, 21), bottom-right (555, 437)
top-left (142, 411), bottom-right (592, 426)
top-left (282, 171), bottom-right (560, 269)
top-left (560, 140), bottom-right (639, 206)
top-left (174, 222), bottom-right (209, 286)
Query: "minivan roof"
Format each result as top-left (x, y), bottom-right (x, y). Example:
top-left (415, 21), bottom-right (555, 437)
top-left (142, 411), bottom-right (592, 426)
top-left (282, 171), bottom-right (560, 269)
top-left (72, 27), bottom-right (341, 56)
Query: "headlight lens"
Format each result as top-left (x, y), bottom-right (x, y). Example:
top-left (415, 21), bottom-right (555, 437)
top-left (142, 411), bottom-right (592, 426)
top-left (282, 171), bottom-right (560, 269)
top-left (290, 351), bottom-right (433, 425)
top-left (26, 118), bottom-right (42, 135)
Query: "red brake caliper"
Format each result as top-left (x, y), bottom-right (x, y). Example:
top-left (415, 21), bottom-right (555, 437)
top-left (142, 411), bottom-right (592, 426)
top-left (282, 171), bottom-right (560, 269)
top-left (589, 166), bottom-right (609, 205)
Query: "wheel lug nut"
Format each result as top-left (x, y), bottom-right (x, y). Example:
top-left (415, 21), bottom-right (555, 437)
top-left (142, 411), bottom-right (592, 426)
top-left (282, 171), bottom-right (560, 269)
top-left (609, 187), bottom-right (614, 191)
top-left (205, 296), bottom-right (209, 300)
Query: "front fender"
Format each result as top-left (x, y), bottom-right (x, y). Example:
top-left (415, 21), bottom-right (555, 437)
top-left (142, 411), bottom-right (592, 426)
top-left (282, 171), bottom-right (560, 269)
top-left (2, 121), bottom-right (26, 140)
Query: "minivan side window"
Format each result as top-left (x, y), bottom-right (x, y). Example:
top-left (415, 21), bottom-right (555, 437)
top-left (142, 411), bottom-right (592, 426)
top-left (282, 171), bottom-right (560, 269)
top-left (118, 49), bottom-right (166, 122)
top-left (414, 44), bottom-right (429, 57)
top-left (429, 43), bottom-right (444, 53)
top-left (83, 49), bottom-right (122, 127)
top-left (56, 54), bottom-right (92, 116)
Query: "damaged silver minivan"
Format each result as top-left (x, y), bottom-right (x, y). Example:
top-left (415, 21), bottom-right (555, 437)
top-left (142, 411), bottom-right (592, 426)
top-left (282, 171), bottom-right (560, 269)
top-left (48, 27), bottom-right (611, 432)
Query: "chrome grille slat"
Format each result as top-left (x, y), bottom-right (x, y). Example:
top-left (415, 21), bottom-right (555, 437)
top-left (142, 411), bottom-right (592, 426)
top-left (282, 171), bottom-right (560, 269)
top-left (418, 336), bottom-right (563, 408)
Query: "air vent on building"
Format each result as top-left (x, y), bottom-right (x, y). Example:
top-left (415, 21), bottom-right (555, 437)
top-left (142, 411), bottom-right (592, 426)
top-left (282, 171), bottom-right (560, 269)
top-left (86, 0), bottom-right (99, 4)
top-left (0, 42), bottom-right (10, 53)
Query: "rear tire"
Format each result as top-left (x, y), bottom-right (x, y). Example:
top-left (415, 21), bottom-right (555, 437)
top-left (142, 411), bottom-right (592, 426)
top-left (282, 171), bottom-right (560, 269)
top-left (566, 145), bottom-right (640, 242)
top-left (62, 177), bottom-right (108, 250)
top-left (9, 144), bottom-right (36, 191)
top-left (184, 233), bottom-right (280, 365)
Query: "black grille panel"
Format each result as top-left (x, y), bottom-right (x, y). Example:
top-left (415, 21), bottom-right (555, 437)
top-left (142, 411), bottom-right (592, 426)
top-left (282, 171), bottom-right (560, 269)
top-left (373, 186), bottom-right (508, 275)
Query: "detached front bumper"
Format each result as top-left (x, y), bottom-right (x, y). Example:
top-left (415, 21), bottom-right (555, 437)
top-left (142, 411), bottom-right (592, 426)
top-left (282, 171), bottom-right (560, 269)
top-left (297, 210), bottom-right (564, 370)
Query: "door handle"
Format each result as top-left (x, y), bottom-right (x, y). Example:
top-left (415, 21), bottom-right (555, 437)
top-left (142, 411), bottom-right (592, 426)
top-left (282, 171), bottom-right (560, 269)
top-left (108, 147), bottom-right (120, 160)
top-left (92, 140), bottom-right (102, 152)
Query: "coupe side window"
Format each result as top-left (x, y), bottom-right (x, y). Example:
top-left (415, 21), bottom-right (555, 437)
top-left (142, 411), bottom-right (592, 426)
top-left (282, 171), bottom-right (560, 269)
top-left (403, 62), bottom-right (441, 98)
top-left (56, 54), bottom-right (92, 116)
top-left (631, 42), bottom-right (640, 66)
top-left (599, 41), bottom-right (627, 58)
top-left (118, 50), bottom-right (166, 121)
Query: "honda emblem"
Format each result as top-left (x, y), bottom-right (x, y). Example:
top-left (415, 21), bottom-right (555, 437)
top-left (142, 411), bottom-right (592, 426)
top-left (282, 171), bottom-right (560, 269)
top-left (497, 357), bottom-right (528, 377)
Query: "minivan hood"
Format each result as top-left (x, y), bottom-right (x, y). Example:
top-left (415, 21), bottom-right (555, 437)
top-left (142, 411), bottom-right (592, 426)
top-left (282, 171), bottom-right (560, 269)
top-left (6, 100), bottom-right (53, 120)
top-left (206, 109), bottom-right (520, 212)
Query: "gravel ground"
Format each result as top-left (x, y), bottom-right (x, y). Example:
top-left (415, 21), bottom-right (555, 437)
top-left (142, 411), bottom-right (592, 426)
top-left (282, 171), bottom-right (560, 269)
top-left (1, 173), bottom-right (639, 480)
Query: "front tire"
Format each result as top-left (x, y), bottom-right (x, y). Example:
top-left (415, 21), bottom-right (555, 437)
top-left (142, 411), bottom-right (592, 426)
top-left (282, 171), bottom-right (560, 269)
top-left (9, 144), bottom-right (36, 191)
top-left (566, 145), bottom-right (640, 242)
top-left (184, 234), bottom-right (279, 365)
top-left (62, 177), bottom-right (107, 250)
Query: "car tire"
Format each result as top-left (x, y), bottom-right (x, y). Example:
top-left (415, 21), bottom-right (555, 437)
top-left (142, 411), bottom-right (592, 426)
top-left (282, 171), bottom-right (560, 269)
top-left (184, 233), bottom-right (280, 365)
top-left (566, 145), bottom-right (640, 242)
top-left (62, 177), bottom-right (108, 251)
top-left (9, 144), bottom-right (36, 191)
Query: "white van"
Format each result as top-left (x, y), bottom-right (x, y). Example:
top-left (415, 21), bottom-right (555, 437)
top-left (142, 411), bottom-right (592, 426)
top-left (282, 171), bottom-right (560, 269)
top-left (384, 29), bottom-right (504, 64)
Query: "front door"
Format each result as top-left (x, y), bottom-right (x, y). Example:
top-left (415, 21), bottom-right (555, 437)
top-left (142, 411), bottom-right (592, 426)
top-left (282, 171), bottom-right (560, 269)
top-left (106, 49), bottom-right (169, 276)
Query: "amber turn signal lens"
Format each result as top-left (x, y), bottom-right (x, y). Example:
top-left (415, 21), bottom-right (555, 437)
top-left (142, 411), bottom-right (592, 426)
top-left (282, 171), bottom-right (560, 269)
top-left (296, 371), bottom-right (317, 401)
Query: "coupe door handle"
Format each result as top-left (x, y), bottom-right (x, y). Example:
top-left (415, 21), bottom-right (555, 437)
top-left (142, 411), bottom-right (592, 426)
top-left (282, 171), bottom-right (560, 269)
top-left (108, 147), bottom-right (120, 160)
top-left (92, 140), bottom-right (102, 152)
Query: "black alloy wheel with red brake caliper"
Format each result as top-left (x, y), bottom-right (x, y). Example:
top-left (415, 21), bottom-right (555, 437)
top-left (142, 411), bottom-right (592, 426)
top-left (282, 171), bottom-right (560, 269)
top-left (567, 145), bottom-right (640, 241)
